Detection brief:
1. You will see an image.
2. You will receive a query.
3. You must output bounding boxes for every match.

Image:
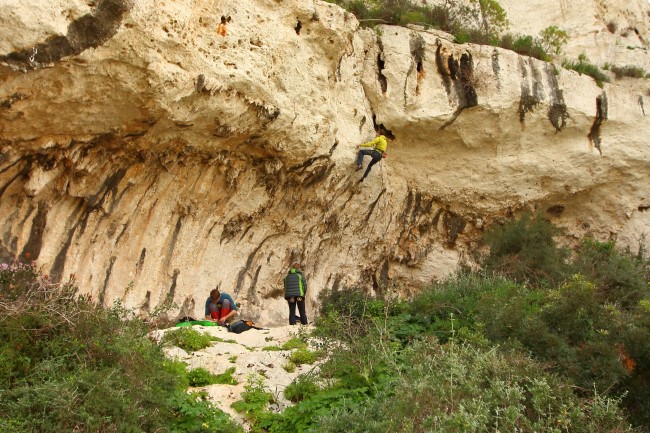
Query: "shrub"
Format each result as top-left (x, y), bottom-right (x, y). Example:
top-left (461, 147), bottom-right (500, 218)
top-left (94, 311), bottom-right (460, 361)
top-left (481, 211), bottom-right (570, 287)
top-left (610, 65), bottom-right (649, 79)
top-left (511, 34), bottom-right (549, 61)
top-left (188, 366), bottom-right (238, 387)
top-left (283, 362), bottom-right (297, 373)
top-left (231, 375), bottom-right (274, 429)
top-left (571, 239), bottom-right (649, 307)
top-left (188, 367), bottom-right (219, 387)
top-left (0, 262), bottom-right (242, 433)
top-left (163, 327), bottom-right (214, 352)
top-left (282, 337), bottom-right (308, 350)
top-left (563, 53), bottom-right (611, 87)
top-left (538, 25), bottom-right (568, 55)
top-left (289, 348), bottom-right (319, 365)
top-left (316, 337), bottom-right (633, 433)
top-left (284, 373), bottom-right (321, 402)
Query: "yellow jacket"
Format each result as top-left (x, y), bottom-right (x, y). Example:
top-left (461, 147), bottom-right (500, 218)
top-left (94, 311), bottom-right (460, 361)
top-left (360, 135), bottom-right (387, 153)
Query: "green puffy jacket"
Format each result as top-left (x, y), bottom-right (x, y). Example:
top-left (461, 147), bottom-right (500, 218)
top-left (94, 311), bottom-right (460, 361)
top-left (284, 268), bottom-right (306, 299)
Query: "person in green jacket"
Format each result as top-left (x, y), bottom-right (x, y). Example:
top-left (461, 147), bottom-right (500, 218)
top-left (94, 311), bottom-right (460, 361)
top-left (283, 262), bottom-right (308, 325)
top-left (356, 134), bottom-right (388, 182)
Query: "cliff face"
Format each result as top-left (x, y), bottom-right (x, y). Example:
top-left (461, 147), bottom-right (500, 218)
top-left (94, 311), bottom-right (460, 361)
top-left (1, 0), bottom-right (649, 325)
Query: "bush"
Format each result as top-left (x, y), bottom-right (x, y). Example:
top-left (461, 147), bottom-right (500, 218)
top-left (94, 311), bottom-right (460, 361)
top-left (163, 327), bottom-right (215, 352)
top-left (563, 53), bottom-right (611, 87)
top-left (538, 25), bottom-right (568, 55)
top-left (188, 367), bottom-right (238, 387)
top-left (231, 375), bottom-right (274, 430)
top-left (316, 338), bottom-right (633, 433)
top-left (571, 239), bottom-right (649, 307)
top-left (284, 373), bottom-right (321, 403)
top-left (481, 211), bottom-right (570, 287)
top-left (609, 64), bottom-right (650, 79)
top-left (289, 348), bottom-right (320, 365)
top-left (282, 337), bottom-right (308, 350)
top-left (0, 262), bottom-right (242, 433)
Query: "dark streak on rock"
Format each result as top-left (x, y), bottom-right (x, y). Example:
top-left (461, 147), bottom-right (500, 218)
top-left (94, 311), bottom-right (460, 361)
top-left (435, 42), bottom-right (452, 96)
top-left (98, 255), bottom-right (117, 306)
top-left (364, 188), bottom-right (386, 223)
top-left (235, 234), bottom-right (278, 298)
top-left (377, 38), bottom-right (388, 93)
top-left (136, 247), bottom-right (146, 273)
top-left (165, 268), bottom-right (180, 304)
top-left (0, 0), bottom-right (132, 70)
top-left (588, 92), bottom-right (608, 155)
top-left (546, 63), bottom-right (568, 132)
top-left (248, 265), bottom-right (263, 303)
top-left (0, 159), bottom-right (32, 200)
top-left (20, 201), bottom-right (48, 261)
top-left (442, 211), bottom-right (466, 246)
top-left (78, 167), bottom-right (127, 236)
top-left (50, 200), bottom-right (87, 281)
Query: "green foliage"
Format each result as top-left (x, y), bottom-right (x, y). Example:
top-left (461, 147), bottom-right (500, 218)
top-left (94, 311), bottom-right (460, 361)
top-left (538, 25), bottom-right (569, 55)
top-left (563, 53), bottom-right (611, 87)
top-left (212, 336), bottom-right (238, 344)
top-left (282, 337), bottom-right (308, 350)
top-left (163, 328), bottom-right (214, 352)
top-left (328, 0), bottom-right (509, 43)
top-left (283, 361), bottom-right (297, 373)
top-left (231, 375), bottom-right (274, 430)
top-left (571, 239), bottom-right (650, 306)
top-left (284, 373), bottom-right (321, 403)
top-left (315, 338), bottom-right (632, 433)
top-left (262, 345), bottom-right (282, 351)
top-left (0, 261), bottom-right (242, 432)
top-left (188, 367), bottom-right (238, 387)
top-left (482, 211), bottom-right (570, 287)
top-left (609, 64), bottom-right (650, 79)
top-left (171, 391), bottom-right (243, 433)
top-left (505, 34), bottom-right (549, 60)
top-left (289, 348), bottom-right (319, 365)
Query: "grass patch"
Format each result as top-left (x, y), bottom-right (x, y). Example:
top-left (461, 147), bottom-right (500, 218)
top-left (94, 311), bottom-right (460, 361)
top-left (163, 327), bottom-right (214, 352)
top-left (563, 54), bottom-right (610, 87)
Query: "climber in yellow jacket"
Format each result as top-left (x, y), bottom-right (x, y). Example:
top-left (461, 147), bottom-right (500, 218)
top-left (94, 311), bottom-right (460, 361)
top-left (356, 134), bottom-right (387, 182)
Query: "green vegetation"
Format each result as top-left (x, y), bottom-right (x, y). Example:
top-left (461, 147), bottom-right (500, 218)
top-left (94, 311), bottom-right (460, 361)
top-left (0, 262), bottom-right (242, 433)
top-left (282, 337), bottom-right (308, 350)
top-left (230, 375), bottom-right (274, 431)
top-left (289, 348), bottom-right (320, 366)
top-left (163, 327), bottom-right (215, 352)
top-left (609, 64), bottom-right (650, 79)
top-left (188, 367), bottom-right (238, 387)
top-left (563, 53), bottom-right (611, 87)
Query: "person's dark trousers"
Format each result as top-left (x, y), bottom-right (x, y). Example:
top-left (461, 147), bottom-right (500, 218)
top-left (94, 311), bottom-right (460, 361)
top-left (288, 297), bottom-right (308, 325)
top-left (362, 150), bottom-right (382, 180)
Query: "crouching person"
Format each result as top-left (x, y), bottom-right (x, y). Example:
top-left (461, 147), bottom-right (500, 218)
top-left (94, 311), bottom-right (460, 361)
top-left (205, 288), bottom-right (238, 325)
top-left (284, 263), bottom-right (308, 325)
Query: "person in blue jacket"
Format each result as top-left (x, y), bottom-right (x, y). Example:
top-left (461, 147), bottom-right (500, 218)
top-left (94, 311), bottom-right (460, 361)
top-left (283, 262), bottom-right (308, 325)
top-left (204, 288), bottom-right (238, 325)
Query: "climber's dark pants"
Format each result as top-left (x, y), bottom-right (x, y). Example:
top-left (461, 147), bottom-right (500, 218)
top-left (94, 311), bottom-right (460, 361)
top-left (357, 149), bottom-right (382, 179)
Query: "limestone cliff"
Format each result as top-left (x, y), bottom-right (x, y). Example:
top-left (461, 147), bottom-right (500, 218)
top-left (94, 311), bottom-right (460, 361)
top-left (1, 0), bottom-right (649, 325)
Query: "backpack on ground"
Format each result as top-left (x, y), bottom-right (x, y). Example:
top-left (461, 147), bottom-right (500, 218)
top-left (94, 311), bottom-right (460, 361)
top-left (227, 320), bottom-right (265, 333)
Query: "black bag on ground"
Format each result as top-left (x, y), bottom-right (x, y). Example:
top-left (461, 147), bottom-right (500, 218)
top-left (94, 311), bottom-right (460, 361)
top-left (227, 320), bottom-right (254, 333)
